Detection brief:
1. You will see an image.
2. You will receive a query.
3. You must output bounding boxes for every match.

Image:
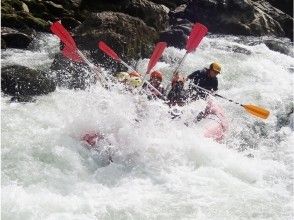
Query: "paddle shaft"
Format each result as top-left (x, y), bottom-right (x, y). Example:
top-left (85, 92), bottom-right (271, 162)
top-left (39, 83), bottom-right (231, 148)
top-left (173, 52), bottom-right (188, 76)
top-left (192, 84), bottom-right (244, 106)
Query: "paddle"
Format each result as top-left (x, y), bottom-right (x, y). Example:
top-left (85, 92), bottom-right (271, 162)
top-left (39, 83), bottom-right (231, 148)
top-left (50, 21), bottom-right (105, 82)
top-left (140, 42), bottom-right (167, 92)
top-left (98, 41), bottom-right (166, 99)
top-left (146, 42), bottom-right (167, 75)
top-left (173, 23), bottom-right (208, 76)
top-left (62, 45), bottom-right (83, 62)
top-left (193, 84), bottom-right (270, 119)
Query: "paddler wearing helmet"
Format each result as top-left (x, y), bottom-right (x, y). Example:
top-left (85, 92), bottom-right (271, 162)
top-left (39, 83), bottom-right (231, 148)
top-left (187, 62), bottom-right (221, 100)
top-left (142, 70), bottom-right (166, 100)
top-left (167, 72), bottom-right (189, 107)
top-left (115, 71), bottom-right (143, 89)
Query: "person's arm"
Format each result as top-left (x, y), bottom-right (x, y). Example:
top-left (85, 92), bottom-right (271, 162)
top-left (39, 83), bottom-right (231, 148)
top-left (187, 70), bottom-right (200, 80)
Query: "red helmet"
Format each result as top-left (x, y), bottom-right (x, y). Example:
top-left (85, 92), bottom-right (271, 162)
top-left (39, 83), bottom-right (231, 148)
top-left (150, 70), bottom-right (163, 81)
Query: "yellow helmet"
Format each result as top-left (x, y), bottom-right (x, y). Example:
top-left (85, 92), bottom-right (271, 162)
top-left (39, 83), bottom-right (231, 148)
top-left (210, 62), bottom-right (221, 73)
top-left (116, 72), bottom-right (130, 82)
top-left (128, 77), bottom-right (142, 88)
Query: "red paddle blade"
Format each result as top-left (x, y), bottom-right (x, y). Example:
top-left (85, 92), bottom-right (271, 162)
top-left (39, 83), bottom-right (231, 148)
top-left (98, 41), bottom-right (120, 61)
top-left (50, 21), bottom-right (77, 49)
top-left (186, 23), bottom-right (208, 53)
top-left (62, 45), bottom-right (83, 62)
top-left (146, 42), bottom-right (167, 74)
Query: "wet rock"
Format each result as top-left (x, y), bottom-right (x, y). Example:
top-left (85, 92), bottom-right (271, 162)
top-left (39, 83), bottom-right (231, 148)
top-left (252, 1), bottom-right (293, 40)
top-left (182, 0), bottom-right (293, 39)
top-left (1, 0), bottom-right (50, 32)
top-left (61, 16), bottom-right (81, 30)
top-left (1, 65), bottom-right (56, 96)
top-left (159, 19), bottom-right (193, 48)
top-left (124, 0), bottom-right (169, 31)
top-left (160, 28), bottom-right (187, 48)
top-left (267, 0), bottom-right (293, 17)
top-left (10, 95), bottom-right (36, 103)
top-left (264, 39), bottom-right (293, 56)
top-left (1, 11), bottom-right (49, 32)
top-left (22, 2), bottom-right (29, 13)
top-left (79, 0), bottom-right (169, 31)
top-left (73, 12), bottom-right (158, 62)
top-left (1, 38), bottom-right (7, 49)
top-left (1, 27), bottom-right (33, 49)
top-left (149, 0), bottom-right (191, 9)
top-left (43, 1), bottom-right (69, 17)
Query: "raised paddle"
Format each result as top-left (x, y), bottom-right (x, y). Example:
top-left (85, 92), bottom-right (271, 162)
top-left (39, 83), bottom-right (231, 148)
top-left (62, 44), bottom-right (83, 62)
top-left (172, 23), bottom-right (208, 76)
top-left (50, 21), bottom-right (106, 83)
top-left (146, 42), bottom-right (167, 75)
top-left (141, 42), bottom-right (167, 92)
top-left (192, 84), bottom-right (270, 119)
top-left (98, 41), bottom-right (166, 99)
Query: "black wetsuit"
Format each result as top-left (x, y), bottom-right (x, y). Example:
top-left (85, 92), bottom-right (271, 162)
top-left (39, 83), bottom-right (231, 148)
top-left (167, 84), bottom-right (188, 107)
top-left (187, 68), bottom-right (218, 100)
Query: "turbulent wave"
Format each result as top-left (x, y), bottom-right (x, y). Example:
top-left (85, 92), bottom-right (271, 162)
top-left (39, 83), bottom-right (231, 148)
top-left (1, 33), bottom-right (293, 220)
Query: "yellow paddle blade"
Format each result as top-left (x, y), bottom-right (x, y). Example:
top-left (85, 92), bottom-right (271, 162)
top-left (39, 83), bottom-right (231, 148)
top-left (243, 104), bottom-right (270, 119)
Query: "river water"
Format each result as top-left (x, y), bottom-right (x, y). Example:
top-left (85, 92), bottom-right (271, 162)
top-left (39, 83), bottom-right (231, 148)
top-left (1, 33), bottom-right (294, 219)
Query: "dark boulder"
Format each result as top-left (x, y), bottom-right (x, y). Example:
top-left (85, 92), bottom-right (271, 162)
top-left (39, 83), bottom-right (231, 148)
top-left (159, 28), bottom-right (187, 48)
top-left (79, 0), bottom-right (169, 31)
top-left (264, 39), bottom-right (293, 56)
top-left (1, 11), bottom-right (49, 33)
top-left (1, 65), bottom-right (56, 96)
top-left (124, 0), bottom-right (169, 31)
top-left (1, 0), bottom-right (50, 32)
top-left (1, 27), bottom-right (33, 49)
top-left (149, 0), bottom-right (191, 9)
top-left (252, 1), bottom-right (293, 40)
top-left (267, 0), bottom-right (293, 17)
top-left (159, 19), bottom-right (193, 48)
top-left (180, 0), bottom-right (293, 39)
top-left (61, 16), bottom-right (81, 30)
top-left (2, 38), bottom-right (7, 49)
top-left (73, 12), bottom-right (158, 63)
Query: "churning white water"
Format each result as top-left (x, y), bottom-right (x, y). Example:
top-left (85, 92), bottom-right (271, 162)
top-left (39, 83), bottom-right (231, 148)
top-left (1, 33), bottom-right (294, 220)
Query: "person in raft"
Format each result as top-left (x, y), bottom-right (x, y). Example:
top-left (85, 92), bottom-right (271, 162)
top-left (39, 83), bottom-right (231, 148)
top-left (115, 71), bottom-right (143, 89)
top-left (187, 62), bottom-right (221, 100)
top-left (142, 70), bottom-right (166, 100)
top-left (167, 73), bottom-right (189, 107)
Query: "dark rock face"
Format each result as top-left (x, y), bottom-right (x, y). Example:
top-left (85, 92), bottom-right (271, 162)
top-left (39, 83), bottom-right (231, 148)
top-left (176, 0), bottom-right (293, 39)
top-left (2, 0), bottom-right (293, 52)
top-left (264, 39), bottom-right (293, 56)
top-left (252, 1), bottom-right (293, 40)
top-left (2, 38), bottom-right (7, 49)
top-left (79, 0), bottom-right (169, 31)
top-left (1, 27), bottom-right (33, 49)
top-left (159, 19), bottom-right (193, 48)
top-left (267, 0), bottom-right (293, 17)
top-left (1, 65), bottom-right (56, 96)
top-left (1, 0), bottom-right (83, 35)
top-left (73, 12), bottom-right (158, 61)
top-left (149, 0), bottom-right (191, 9)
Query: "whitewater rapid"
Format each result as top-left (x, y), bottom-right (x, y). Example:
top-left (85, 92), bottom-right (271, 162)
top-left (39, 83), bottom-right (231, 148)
top-left (1, 33), bottom-right (293, 220)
